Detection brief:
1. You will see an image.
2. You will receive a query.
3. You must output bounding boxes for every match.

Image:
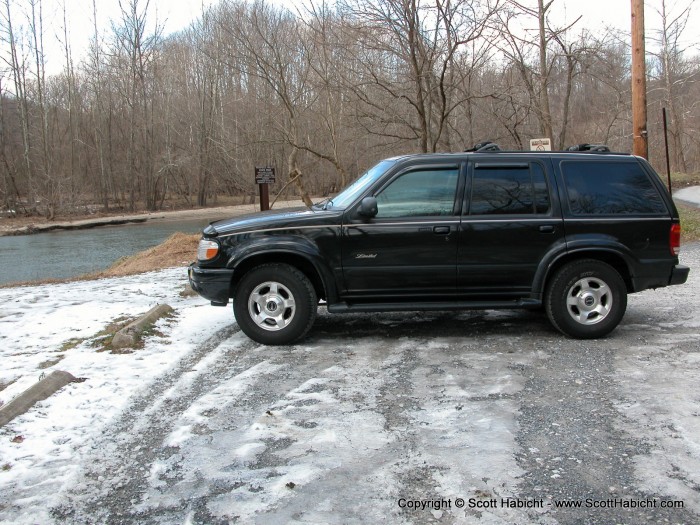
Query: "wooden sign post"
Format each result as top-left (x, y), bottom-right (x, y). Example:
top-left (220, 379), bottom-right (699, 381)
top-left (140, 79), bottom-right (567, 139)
top-left (255, 166), bottom-right (276, 211)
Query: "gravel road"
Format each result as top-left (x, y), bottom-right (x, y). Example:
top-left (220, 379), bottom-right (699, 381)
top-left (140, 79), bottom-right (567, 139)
top-left (43, 245), bottom-right (700, 524)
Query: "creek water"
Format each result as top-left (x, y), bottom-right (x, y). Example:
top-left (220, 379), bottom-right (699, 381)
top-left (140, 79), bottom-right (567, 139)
top-left (0, 217), bottom-right (214, 286)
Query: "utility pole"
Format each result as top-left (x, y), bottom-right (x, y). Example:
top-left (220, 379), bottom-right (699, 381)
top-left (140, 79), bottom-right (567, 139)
top-left (631, 0), bottom-right (648, 158)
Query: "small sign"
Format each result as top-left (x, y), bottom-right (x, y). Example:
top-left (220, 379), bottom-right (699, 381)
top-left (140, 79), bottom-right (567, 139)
top-left (530, 138), bottom-right (552, 151)
top-left (255, 166), bottom-right (276, 184)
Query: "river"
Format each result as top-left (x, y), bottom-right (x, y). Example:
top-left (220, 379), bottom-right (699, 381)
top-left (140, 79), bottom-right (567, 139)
top-left (0, 217), bottom-right (213, 286)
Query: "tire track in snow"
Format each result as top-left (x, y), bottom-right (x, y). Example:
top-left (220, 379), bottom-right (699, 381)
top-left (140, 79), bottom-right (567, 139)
top-left (45, 248), bottom-right (700, 525)
top-left (52, 323), bottom-right (262, 523)
top-left (127, 332), bottom-right (400, 524)
top-left (55, 317), bottom-right (392, 524)
top-left (117, 312), bottom-right (534, 525)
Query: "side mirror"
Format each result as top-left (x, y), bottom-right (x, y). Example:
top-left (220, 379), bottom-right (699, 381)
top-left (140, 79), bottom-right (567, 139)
top-left (358, 196), bottom-right (378, 218)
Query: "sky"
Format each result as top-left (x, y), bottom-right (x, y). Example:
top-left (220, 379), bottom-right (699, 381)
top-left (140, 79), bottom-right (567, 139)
top-left (3, 0), bottom-right (700, 74)
top-left (5, 0), bottom-right (699, 74)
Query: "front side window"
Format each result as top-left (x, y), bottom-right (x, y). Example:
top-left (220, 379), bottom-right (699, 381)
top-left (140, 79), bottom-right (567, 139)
top-left (470, 163), bottom-right (550, 215)
top-left (375, 168), bottom-right (459, 218)
top-left (331, 159), bottom-right (396, 209)
top-left (562, 161), bottom-right (667, 215)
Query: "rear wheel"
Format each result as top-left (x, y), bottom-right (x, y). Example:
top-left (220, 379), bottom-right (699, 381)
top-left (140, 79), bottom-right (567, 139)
top-left (233, 264), bottom-right (317, 345)
top-left (545, 259), bottom-right (627, 339)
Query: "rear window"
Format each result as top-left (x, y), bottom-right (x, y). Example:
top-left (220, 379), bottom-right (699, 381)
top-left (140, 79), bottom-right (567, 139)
top-left (562, 160), bottom-right (667, 215)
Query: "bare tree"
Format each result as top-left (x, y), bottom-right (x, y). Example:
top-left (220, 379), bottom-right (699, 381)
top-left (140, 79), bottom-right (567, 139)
top-left (648, 0), bottom-right (694, 173)
top-left (219, 0), bottom-right (314, 207)
top-left (570, 38), bottom-right (631, 149)
top-left (57, 0), bottom-right (79, 206)
top-left (185, 11), bottom-right (223, 206)
top-left (1, 0), bottom-right (34, 210)
top-left (343, 0), bottom-right (500, 153)
top-left (110, 0), bottom-right (162, 210)
top-left (299, 1), bottom-right (351, 188)
top-left (0, 77), bottom-right (24, 212)
top-left (1, 0), bottom-right (700, 219)
top-left (27, 0), bottom-right (60, 218)
top-left (493, 0), bottom-right (581, 145)
top-left (549, 30), bottom-right (603, 149)
top-left (85, 0), bottom-right (115, 210)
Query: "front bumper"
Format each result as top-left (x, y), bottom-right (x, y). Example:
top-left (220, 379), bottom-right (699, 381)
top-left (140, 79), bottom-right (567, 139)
top-left (670, 264), bottom-right (690, 286)
top-left (188, 263), bottom-right (235, 306)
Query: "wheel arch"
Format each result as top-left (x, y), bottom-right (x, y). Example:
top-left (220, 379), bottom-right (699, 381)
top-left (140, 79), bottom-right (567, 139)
top-left (536, 249), bottom-right (634, 298)
top-left (230, 250), bottom-right (334, 303)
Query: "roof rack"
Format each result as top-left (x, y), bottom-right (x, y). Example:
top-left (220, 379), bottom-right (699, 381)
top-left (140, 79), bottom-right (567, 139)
top-left (464, 141), bottom-right (501, 152)
top-left (460, 142), bottom-right (617, 154)
top-left (565, 143), bottom-right (610, 152)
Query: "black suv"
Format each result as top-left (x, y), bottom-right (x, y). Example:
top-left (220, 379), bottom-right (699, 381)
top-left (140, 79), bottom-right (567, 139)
top-left (188, 150), bottom-right (689, 345)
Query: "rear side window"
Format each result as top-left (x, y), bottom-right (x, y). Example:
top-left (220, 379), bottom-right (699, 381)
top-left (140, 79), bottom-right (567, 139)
top-left (562, 161), bottom-right (667, 215)
top-left (469, 163), bottom-right (550, 215)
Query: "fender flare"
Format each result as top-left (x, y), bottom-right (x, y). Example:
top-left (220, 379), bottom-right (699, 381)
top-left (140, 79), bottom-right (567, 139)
top-left (532, 242), bottom-right (635, 298)
top-left (228, 236), bottom-right (340, 303)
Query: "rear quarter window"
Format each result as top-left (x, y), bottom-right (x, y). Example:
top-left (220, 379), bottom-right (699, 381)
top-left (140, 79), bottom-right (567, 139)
top-left (561, 160), bottom-right (667, 215)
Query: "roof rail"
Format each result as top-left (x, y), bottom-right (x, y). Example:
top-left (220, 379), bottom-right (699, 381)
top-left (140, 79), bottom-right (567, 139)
top-left (566, 143), bottom-right (610, 152)
top-left (459, 142), bottom-right (617, 154)
top-left (465, 141), bottom-right (501, 152)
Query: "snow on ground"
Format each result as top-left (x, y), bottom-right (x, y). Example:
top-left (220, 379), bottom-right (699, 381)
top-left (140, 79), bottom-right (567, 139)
top-left (121, 329), bottom-right (531, 524)
top-left (0, 267), bottom-right (533, 524)
top-left (0, 268), bottom-right (231, 523)
top-left (0, 246), bottom-right (698, 524)
top-left (614, 245), bottom-right (700, 513)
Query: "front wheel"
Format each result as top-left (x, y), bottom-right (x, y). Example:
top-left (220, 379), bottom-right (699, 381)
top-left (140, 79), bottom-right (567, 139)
top-left (545, 260), bottom-right (627, 339)
top-left (233, 264), bottom-right (317, 345)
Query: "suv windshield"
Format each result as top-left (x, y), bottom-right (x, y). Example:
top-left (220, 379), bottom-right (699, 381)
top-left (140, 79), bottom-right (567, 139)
top-left (328, 159), bottom-right (396, 209)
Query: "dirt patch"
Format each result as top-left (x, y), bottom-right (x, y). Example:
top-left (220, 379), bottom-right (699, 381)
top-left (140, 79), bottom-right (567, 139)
top-left (671, 172), bottom-right (700, 189)
top-left (679, 203), bottom-right (700, 242)
top-left (38, 356), bottom-right (65, 369)
top-left (99, 232), bottom-right (199, 278)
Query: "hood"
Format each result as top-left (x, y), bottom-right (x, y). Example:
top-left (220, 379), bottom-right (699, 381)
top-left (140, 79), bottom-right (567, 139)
top-left (204, 206), bottom-right (342, 236)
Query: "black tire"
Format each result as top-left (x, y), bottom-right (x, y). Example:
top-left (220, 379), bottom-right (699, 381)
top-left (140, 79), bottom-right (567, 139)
top-left (545, 259), bottom-right (627, 339)
top-left (233, 263), bottom-right (317, 345)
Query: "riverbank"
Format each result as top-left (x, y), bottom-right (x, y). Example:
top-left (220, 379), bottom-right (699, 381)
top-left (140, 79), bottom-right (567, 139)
top-left (0, 199), bottom-right (311, 288)
top-left (0, 232), bottom-right (201, 289)
top-left (0, 199), bottom-right (306, 237)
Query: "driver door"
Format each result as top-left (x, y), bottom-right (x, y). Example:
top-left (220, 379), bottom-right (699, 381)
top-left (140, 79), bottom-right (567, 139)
top-left (341, 164), bottom-right (463, 300)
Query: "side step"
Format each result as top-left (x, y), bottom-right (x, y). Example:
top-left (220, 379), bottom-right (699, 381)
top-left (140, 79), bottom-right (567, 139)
top-left (327, 299), bottom-right (541, 314)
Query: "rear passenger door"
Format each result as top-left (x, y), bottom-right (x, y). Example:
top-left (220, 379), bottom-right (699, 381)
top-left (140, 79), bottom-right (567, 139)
top-left (457, 158), bottom-right (565, 297)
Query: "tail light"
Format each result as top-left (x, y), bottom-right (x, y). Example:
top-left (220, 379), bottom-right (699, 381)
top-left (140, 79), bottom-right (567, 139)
top-left (670, 223), bottom-right (681, 256)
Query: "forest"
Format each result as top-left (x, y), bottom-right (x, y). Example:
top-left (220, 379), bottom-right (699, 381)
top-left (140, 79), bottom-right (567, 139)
top-left (1, 0), bottom-right (698, 218)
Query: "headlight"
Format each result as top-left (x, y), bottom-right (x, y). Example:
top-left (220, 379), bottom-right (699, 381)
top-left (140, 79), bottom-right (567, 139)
top-left (197, 239), bottom-right (220, 261)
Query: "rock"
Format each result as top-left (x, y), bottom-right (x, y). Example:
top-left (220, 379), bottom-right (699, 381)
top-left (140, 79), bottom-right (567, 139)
top-left (0, 371), bottom-right (77, 427)
top-left (111, 304), bottom-right (174, 349)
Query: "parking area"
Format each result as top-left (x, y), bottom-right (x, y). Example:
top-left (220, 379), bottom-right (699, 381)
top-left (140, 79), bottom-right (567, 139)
top-left (1, 246), bottom-right (699, 525)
